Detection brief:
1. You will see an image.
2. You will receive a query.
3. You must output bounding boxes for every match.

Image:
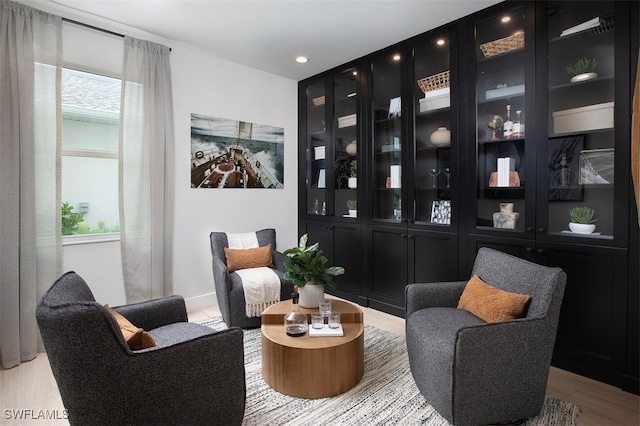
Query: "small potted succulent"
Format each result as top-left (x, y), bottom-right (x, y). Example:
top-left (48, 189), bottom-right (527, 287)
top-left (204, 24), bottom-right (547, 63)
top-left (566, 57), bottom-right (598, 83)
top-left (569, 206), bottom-right (598, 234)
top-left (348, 160), bottom-right (357, 189)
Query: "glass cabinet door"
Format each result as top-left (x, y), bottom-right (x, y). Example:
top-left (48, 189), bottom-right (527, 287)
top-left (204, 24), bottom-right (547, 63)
top-left (304, 79), bottom-right (327, 216)
top-left (413, 31), bottom-right (454, 227)
top-left (473, 5), bottom-right (528, 232)
top-left (333, 67), bottom-right (359, 218)
top-left (371, 50), bottom-right (404, 222)
top-left (545, 1), bottom-right (615, 240)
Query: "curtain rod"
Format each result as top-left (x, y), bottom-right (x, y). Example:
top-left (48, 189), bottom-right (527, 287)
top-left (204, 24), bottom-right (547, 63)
top-left (62, 17), bottom-right (172, 51)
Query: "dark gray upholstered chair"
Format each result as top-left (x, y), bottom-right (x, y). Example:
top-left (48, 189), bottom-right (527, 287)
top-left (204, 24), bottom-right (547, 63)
top-left (405, 247), bottom-right (567, 426)
top-left (36, 271), bottom-right (246, 426)
top-left (210, 228), bottom-right (294, 329)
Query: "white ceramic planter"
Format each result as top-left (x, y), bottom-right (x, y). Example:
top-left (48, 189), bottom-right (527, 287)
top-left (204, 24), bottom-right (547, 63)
top-left (298, 283), bottom-right (324, 308)
top-left (569, 222), bottom-right (596, 234)
top-left (348, 209), bottom-right (357, 218)
top-left (348, 177), bottom-right (357, 189)
top-left (570, 72), bottom-right (598, 83)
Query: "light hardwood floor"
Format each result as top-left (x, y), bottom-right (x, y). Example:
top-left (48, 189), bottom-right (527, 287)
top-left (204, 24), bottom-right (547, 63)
top-left (2, 298), bottom-right (638, 426)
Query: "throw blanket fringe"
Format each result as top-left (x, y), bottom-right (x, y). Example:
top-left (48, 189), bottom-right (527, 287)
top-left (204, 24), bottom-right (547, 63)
top-left (235, 267), bottom-right (281, 317)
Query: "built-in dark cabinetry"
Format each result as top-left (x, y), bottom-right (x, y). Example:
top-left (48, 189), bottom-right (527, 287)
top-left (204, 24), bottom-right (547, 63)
top-left (297, 0), bottom-right (638, 393)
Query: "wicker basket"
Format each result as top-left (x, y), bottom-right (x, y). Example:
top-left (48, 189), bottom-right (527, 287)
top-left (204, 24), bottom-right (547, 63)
top-left (312, 96), bottom-right (325, 106)
top-left (480, 32), bottom-right (524, 58)
top-left (417, 70), bottom-right (450, 93)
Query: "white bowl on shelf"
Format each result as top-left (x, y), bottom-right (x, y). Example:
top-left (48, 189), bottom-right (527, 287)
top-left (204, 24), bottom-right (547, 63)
top-left (568, 222), bottom-right (596, 234)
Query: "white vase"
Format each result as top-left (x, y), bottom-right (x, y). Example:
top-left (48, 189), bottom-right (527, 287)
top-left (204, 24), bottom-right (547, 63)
top-left (569, 222), bottom-right (596, 234)
top-left (430, 127), bottom-right (451, 147)
top-left (570, 72), bottom-right (598, 83)
top-left (298, 283), bottom-right (324, 308)
top-left (348, 177), bottom-right (357, 189)
top-left (348, 209), bottom-right (357, 218)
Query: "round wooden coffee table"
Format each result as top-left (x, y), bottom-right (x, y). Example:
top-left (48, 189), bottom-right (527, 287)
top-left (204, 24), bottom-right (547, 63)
top-left (261, 299), bottom-right (364, 399)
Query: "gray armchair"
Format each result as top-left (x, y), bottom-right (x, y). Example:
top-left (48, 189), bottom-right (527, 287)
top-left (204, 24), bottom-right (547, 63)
top-left (210, 228), bottom-right (294, 328)
top-left (405, 247), bottom-right (567, 425)
top-left (36, 271), bottom-right (246, 426)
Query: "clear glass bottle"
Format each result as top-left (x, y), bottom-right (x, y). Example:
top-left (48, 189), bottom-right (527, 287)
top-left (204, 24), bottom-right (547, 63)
top-left (284, 289), bottom-right (307, 337)
top-left (512, 110), bottom-right (523, 138)
top-left (503, 104), bottom-right (513, 139)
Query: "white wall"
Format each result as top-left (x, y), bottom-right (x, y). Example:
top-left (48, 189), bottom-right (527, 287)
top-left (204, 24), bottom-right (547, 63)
top-left (170, 46), bottom-right (298, 310)
top-left (49, 10), bottom-right (298, 310)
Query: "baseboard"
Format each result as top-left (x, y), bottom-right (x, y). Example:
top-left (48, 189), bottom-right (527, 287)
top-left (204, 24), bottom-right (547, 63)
top-left (184, 292), bottom-right (217, 313)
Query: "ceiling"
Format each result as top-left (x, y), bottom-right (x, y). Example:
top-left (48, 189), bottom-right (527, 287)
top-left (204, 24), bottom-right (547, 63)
top-left (37, 0), bottom-right (502, 81)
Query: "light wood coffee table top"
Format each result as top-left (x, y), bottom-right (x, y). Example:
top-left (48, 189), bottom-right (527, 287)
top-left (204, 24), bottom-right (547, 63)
top-left (261, 299), bottom-right (364, 398)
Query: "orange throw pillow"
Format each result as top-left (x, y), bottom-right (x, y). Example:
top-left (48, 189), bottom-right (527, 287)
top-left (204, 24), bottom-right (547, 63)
top-left (224, 244), bottom-right (274, 272)
top-left (457, 274), bottom-right (532, 323)
top-left (105, 305), bottom-right (156, 350)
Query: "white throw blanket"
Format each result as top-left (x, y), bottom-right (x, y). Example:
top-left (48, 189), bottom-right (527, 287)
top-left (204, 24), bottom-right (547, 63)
top-left (226, 232), bottom-right (281, 317)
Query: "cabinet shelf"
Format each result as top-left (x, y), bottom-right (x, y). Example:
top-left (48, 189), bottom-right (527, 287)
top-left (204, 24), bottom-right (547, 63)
top-left (482, 187), bottom-right (525, 198)
top-left (478, 137), bottom-right (524, 145)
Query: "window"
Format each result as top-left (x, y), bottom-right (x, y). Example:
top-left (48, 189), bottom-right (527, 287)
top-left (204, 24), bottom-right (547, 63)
top-left (61, 68), bottom-right (120, 237)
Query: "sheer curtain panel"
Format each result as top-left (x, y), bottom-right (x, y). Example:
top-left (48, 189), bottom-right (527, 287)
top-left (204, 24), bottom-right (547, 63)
top-left (0, 0), bottom-right (62, 368)
top-left (119, 36), bottom-right (174, 302)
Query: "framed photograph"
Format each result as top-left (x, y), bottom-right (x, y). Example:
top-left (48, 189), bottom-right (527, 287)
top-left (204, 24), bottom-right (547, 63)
top-left (579, 148), bottom-right (614, 184)
top-left (548, 135), bottom-right (584, 201)
top-left (430, 200), bottom-right (451, 225)
top-left (388, 97), bottom-right (401, 118)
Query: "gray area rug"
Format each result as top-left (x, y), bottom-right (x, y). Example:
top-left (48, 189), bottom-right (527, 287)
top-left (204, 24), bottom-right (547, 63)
top-left (198, 317), bottom-right (580, 426)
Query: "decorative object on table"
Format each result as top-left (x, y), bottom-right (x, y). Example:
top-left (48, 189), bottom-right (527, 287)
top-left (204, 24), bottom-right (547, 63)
top-left (548, 135), bottom-right (584, 201)
top-left (579, 148), bottom-right (614, 184)
top-left (568, 206), bottom-right (598, 234)
top-left (430, 200), bottom-right (451, 225)
top-left (566, 57), bottom-right (598, 83)
top-left (493, 202), bottom-right (520, 229)
top-left (479, 31), bottom-right (525, 58)
top-left (429, 126), bottom-right (451, 147)
top-left (329, 312), bottom-right (341, 329)
top-left (348, 160), bottom-right (357, 188)
top-left (319, 299), bottom-right (332, 318)
top-left (283, 234), bottom-right (345, 308)
top-left (346, 140), bottom-right (357, 156)
top-left (284, 288), bottom-right (307, 336)
top-left (346, 200), bottom-right (357, 218)
top-left (311, 312), bottom-right (324, 329)
top-left (485, 114), bottom-right (504, 141)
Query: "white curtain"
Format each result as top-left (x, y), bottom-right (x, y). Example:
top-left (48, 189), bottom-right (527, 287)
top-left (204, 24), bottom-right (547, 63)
top-left (0, 0), bottom-right (62, 368)
top-left (119, 36), bottom-right (174, 302)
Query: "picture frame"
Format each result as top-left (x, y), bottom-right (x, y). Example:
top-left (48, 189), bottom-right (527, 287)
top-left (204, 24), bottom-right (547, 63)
top-left (388, 97), bottom-right (401, 118)
top-left (548, 135), bottom-right (584, 201)
top-left (579, 148), bottom-right (614, 184)
top-left (430, 200), bottom-right (451, 225)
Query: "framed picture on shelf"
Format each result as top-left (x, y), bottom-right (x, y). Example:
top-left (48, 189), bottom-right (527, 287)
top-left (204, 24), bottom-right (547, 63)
top-left (430, 200), bottom-right (451, 225)
top-left (548, 135), bottom-right (584, 201)
top-left (388, 97), bottom-right (401, 118)
top-left (579, 148), bottom-right (614, 184)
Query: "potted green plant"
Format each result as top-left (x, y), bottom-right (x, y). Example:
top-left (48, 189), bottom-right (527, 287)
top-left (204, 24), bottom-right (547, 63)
top-left (348, 160), bottom-right (357, 189)
top-left (283, 234), bottom-right (345, 308)
top-left (346, 199), bottom-right (357, 217)
top-left (569, 206), bottom-right (598, 234)
top-left (566, 57), bottom-right (598, 83)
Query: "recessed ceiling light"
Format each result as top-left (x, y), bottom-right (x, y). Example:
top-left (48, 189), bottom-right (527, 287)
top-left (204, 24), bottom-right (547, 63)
top-left (436, 39), bottom-right (446, 46)
top-left (501, 16), bottom-right (511, 23)
top-left (392, 54), bottom-right (401, 61)
top-left (296, 56), bottom-right (309, 64)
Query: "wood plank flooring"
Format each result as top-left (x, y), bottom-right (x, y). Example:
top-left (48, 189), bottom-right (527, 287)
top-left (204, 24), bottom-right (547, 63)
top-left (1, 298), bottom-right (637, 426)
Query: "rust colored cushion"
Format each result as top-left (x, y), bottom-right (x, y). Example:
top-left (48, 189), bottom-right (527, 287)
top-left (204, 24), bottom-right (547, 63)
top-left (105, 305), bottom-right (156, 350)
top-left (224, 244), bottom-right (274, 272)
top-left (457, 274), bottom-right (532, 323)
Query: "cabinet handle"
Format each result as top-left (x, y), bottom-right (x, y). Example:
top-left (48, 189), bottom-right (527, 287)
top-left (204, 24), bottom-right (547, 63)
top-left (537, 248), bottom-right (545, 254)
top-left (408, 234), bottom-right (414, 239)
top-left (537, 228), bottom-right (545, 233)
top-left (526, 227), bottom-right (533, 232)
top-left (525, 247), bottom-right (533, 253)
top-left (401, 234), bottom-right (407, 238)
